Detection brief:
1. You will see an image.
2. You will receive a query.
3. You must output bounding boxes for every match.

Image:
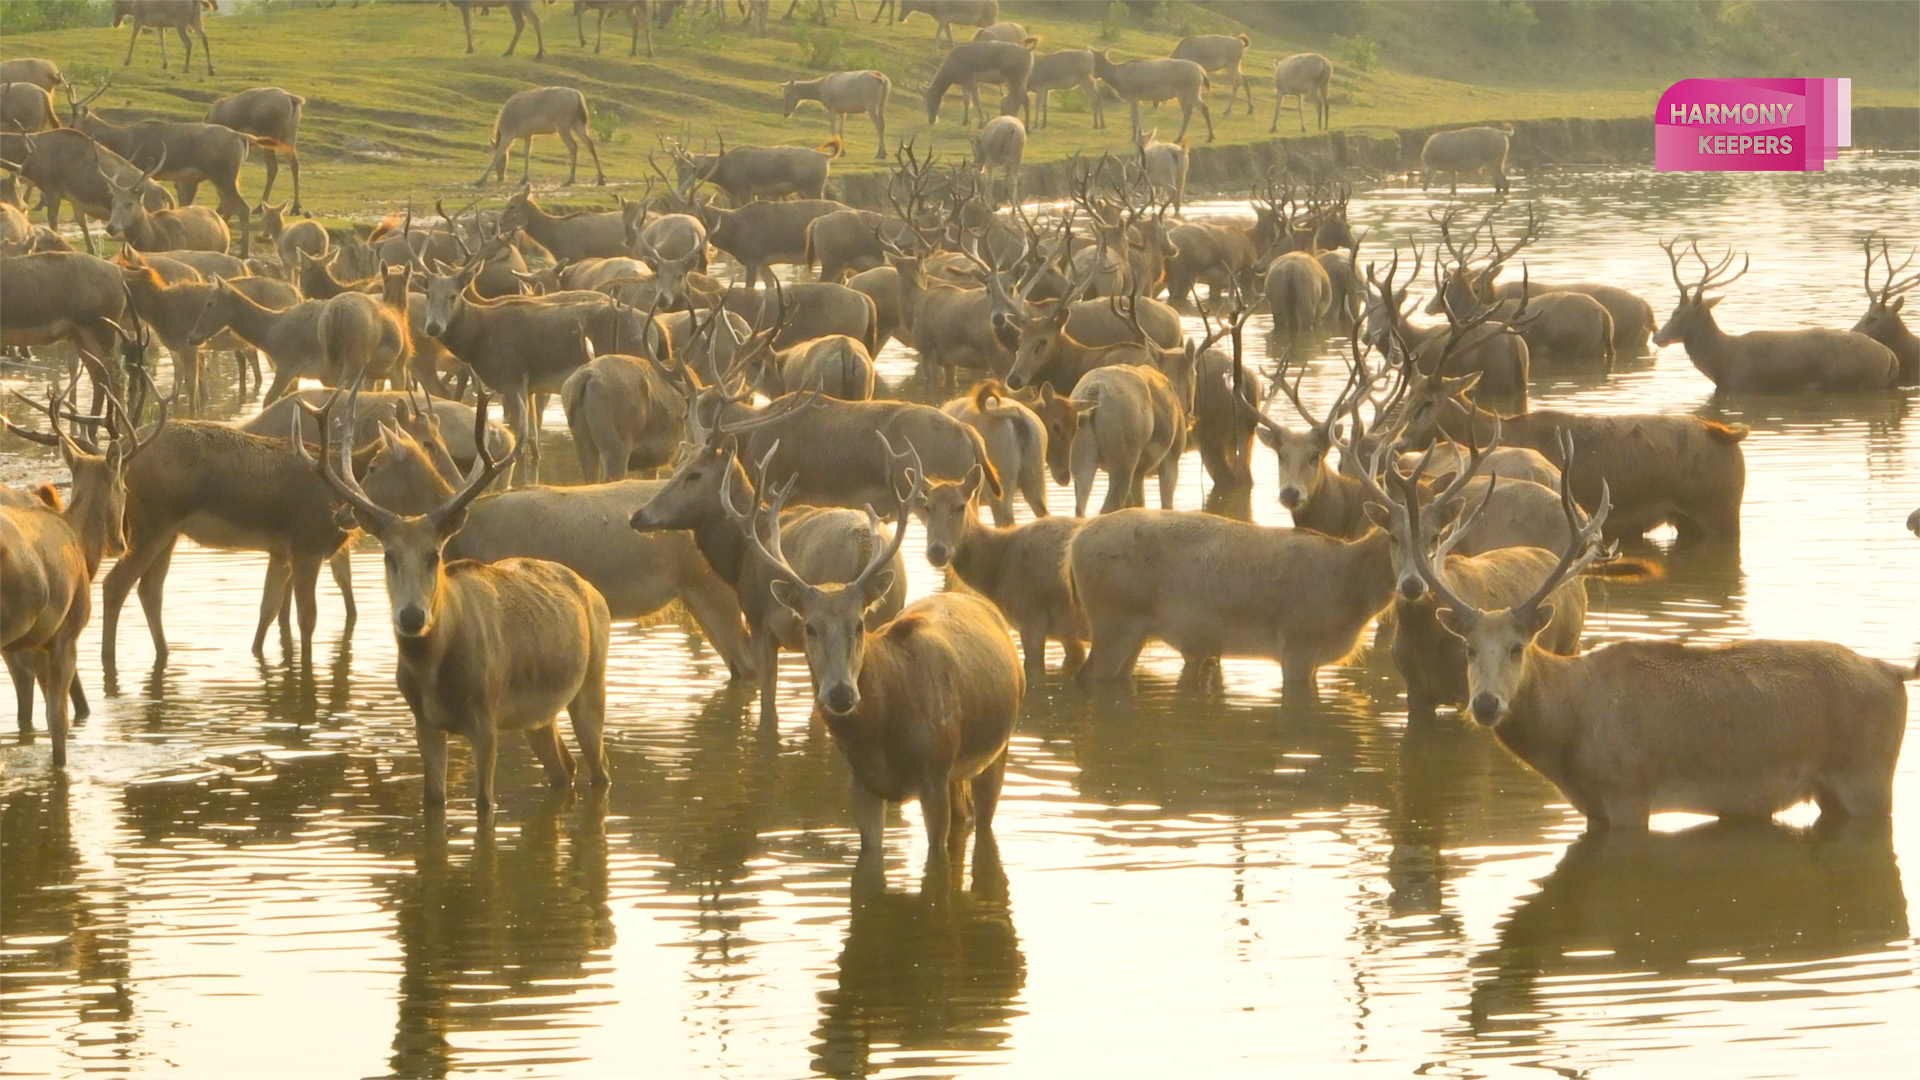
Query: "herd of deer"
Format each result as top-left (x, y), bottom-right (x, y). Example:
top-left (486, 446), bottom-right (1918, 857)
top-left (4, 6), bottom-right (1920, 876)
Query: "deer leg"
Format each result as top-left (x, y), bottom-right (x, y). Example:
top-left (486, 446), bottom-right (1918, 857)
top-left (259, 150), bottom-right (280, 205)
top-left (1079, 617), bottom-right (1149, 683)
top-left (849, 776), bottom-right (885, 853)
top-left (558, 128), bottom-right (580, 186)
top-left (872, 108), bottom-right (885, 161)
top-left (578, 8), bottom-right (590, 47)
top-left (8, 652), bottom-right (35, 732)
top-left (681, 576), bottom-right (755, 683)
top-left (504, 6), bottom-right (527, 55)
top-left (1279, 652), bottom-right (1321, 703)
top-left (290, 554), bottom-right (322, 663)
top-left (135, 538), bottom-right (178, 668)
top-left (42, 638), bottom-right (76, 769)
top-left (196, 24), bottom-right (215, 74)
top-left (330, 548), bottom-right (356, 630)
top-left (918, 770), bottom-right (952, 861)
top-left (460, 6), bottom-right (476, 52)
top-left (1157, 452), bottom-right (1179, 509)
top-left (1018, 619), bottom-right (1048, 680)
top-left (527, 723), bottom-right (577, 788)
top-left (100, 529), bottom-right (166, 671)
top-left (971, 751), bottom-right (1006, 836)
top-left (752, 628), bottom-right (780, 730)
top-left (566, 656), bottom-right (608, 787)
top-left (578, 124), bottom-right (605, 185)
top-left (124, 23), bottom-right (141, 66)
top-left (470, 723), bottom-right (499, 825)
top-left (252, 555), bottom-right (293, 656)
top-left (1070, 435), bottom-right (1098, 518)
top-left (1129, 99), bottom-right (1143, 141)
top-left (1270, 90), bottom-right (1282, 134)
top-left (519, 135), bottom-right (534, 185)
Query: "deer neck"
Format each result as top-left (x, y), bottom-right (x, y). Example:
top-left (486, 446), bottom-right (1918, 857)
top-left (1680, 308), bottom-right (1733, 382)
top-left (67, 488), bottom-right (118, 577)
top-left (222, 286), bottom-right (290, 349)
top-left (1490, 647), bottom-right (1587, 791)
top-left (1298, 462), bottom-right (1369, 538)
top-left (689, 510), bottom-right (749, 592)
top-left (948, 510), bottom-right (1011, 590)
top-left (1334, 528), bottom-right (1397, 621)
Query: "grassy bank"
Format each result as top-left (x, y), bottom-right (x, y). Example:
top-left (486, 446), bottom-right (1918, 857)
top-left (1, 1), bottom-right (1912, 222)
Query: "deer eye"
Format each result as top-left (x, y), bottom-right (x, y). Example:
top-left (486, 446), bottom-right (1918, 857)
top-left (804, 624), bottom-right (818, 638)
top-left (423, 551), bottom-right (440, 571)
top-left (384, 551), bottom-right (398, 569)
top-left (1509, 643), bottom-right (1525, 661)
top-left (1464, 645), bottom-right (1478, 659)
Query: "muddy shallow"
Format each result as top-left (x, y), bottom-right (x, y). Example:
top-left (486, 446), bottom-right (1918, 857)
top-left (3, 155), bottom-right (1919, 1079)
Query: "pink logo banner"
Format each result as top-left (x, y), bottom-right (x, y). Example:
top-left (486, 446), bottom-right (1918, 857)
top-left (1656, 77), bottom-right (1851, 172)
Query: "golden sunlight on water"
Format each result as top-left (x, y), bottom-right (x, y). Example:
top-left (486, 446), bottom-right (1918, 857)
top-left (4, 156), bottom-right (1919, 1079)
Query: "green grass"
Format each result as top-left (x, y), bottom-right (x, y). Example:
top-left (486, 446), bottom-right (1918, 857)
top-left (1, 0), bottom-right (1910, 226)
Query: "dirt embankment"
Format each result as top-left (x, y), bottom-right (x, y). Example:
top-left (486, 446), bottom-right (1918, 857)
top-left (824, 106), bottom-right (1920, 207)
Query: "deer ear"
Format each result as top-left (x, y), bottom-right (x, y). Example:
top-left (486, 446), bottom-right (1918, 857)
top-left (1523, 604), bottom-right (1556, 636)
top-left (860, 568), bottom-right (896, 608)
top-left (768, 577), bottom-right (807, 615)
top-left (1704, 296), bottom-right (1723, 310)
top-left (1891, 296), bottom-right (1905, 314)
top-left (1433, 607), bottom-right (1473, 639)
top-left (960, 464), bottom-right (984, 499)
top-left (1362, 501), bottom-right (1391, 528)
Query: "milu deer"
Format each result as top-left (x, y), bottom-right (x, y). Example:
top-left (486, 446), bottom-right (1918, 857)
top-left (1028, 48), bottom-right (1103, 130)
top-left (629, 428), bottom-right (908, 730)
top-left (0, 58), bottom-right (65, 92)
top-left (1093, 50), bottom-right (1213, 143)
top-left (103, 151), bottom-right (230, 254)
top-left (1424, 204), bottom-right (1614, 362)
top-left (574, 0), bottom-right (651, 57)
top-left (123, 254), bottom-right (301, 411)
top-left (476, 87), bottom-right (606, 188)
top-left (891, 0), bottom-right (1001, 47)
top-left (560, 339), bottom-right (691, 481)
top-left (670, 137), bottom-right (840, 203)
top-left (306, 392), bottom-right (614, 824)
top-left (1171, 33), bottom-right (1253, 115)
top-left (781, 70), bottom-right (892, 161)
top-left (698, 196), bottom-right (852, 289)
top-left (113, 0), bottom-right (217, 75)
top-left (1411, 435), bottom-right (1912, 829)
top-left (0, 128), bottom-right (171, 255)
top-left (497, 185), bottom-right (629, 262)
top-left (912, 465), bottom-right (1085, 679)
top-left (1134, 129), bottom-right (1188, 212)
top-left (205, 86), bottom-right (305, 213)
top-left (260, 200), bottom-right (329, 273)
top-left (742, 333), bottom-right (877, 401)
top-left (1654, 238), bottom-right (1898, 392)
top-left (972, 115), bottom-right (1026, 208)
top-left (1270, 52), bottom-right (1333, 133)
top-left (923, 40), bottom-right (1034, 127)
top-left (448, 0), bottom-right (547, 58)
top-left (729, 435), bottom-right (1025, 865)
top-left (0, 81), bottom-right (61, 134)
top-left (1421, 124), bottom-right (1514, 194)
top-left (940, 379), bottom-right (1047, 525)
top-left (68, 81), bottom-right (258, 257)
top-left (1852, 233), bottom-right (1919, 386)
top-left (0, 380), bottom-right (142, 768)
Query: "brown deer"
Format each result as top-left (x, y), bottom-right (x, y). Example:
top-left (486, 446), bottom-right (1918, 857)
top-left (1412, 435), bottom-right (1912, 829)
top-left (0, 128), bottom-right (172, 255)
top-left (476, 87), bottom-right (605, 188)
top-left (68, 80), bottom-right (257, 256)
top-left (113, 0), bottom-right (217, 75)
top-left (1421, 124), bottom-right (1513, 194)
top-left (1654, 238), bottom-right (1897, 392)
top-left (742, 333), bottom-right (876, 401)
top-left (698, 196), bottom-right (852, 289)
top-left (1172, 33), bottom-right (1253, 115)
top-left (670, 136), bottom-right (840, 203)
top-left (495, 185), bottom-right (629, 263)
top-left (574, 0), bottom-right (650, 57)
top-left (923, 40), bottom-right (1034, 127)
top-left (104, 151), bottom-right (231, 254)
top-left (122, 253), bottom-right (300, 410)
top-left (1028, 48), bottom-right (1102, 130)
top-left (1092, 50), bottom-right (1212, 143)
top-left (204, 87), bottom-right (304, 213)
top-left (939, 379), bottom-right (1047, 525)
top-left (727, 434), bottom-right (1025, 865)
top-left (448, 0), bottom-right (546, 58)
top-left (260, 200), bottom-right (328, 272)
top-left (1134, 129), bottom-right (1188, 212)
top-left (971, 115), bottom-right (1026, 208)
top-left (629, 426), bottom-right (907, 729)
top-left (1269, 52), bottom-right (1332, 133)
top-left (891, 0), bottom-right (1000, 46)
top-left (0, 251), bottom-right (134, 397)
top-left (306, 392), bottom-right (615, 824)
top-left (0, 81), bottom-right (61, 134)
top-left (1425, 204), bottom-right (1614, 362)
top-left (1853, 234), bottom-right (1919, 385)
top-left (560, 340), bottom-right (690, 481)
top-left (781, 70), bottom-right (892, 161)
top-left (0, 58), bottom-right (64, 92)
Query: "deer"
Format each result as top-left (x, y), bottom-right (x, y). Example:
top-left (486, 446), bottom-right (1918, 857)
top-left (1264, 250), bottom-right (1332, 332)
top-left (971, 115), bottom-right (1025, 208)
top-left (0, 81), bottom-right (61, 134)
top-left (670, 136), bottom-right (840, 203)
top-left (1852, 234), bottom-right (1919, 386)
top-left (574, 0), bottom-right (650, 57)
top-left (743, 334), bottom-right (877, 401)
top-left (971, 21), bottom-right (1027, 43)
top-left (1654, 238), bottom-right (1898, 392)
top-left (1162, 184), bottom-right (1290, 304)
top-left (1093, 50), bottom-right (1213, 143)
top-left (1421, 124), bottom-right (1514, 194)
top-left (939, 379), bottom-right (1047, 525)
top-left (1425, 204), bottom-right (1615, 362)
top-left (306, 391), bottom-right (615, 824)
top-left (781, 70), bottom-right (892, 161)
top-left (1411, 435), bottom-right (1912, 829)
top-left (1478, 267), bottom-right (1655, 354)
top-left (1394, 368), bottom-right (1748, 542)
top-left (923, 40), bottom-right (1034, 127)
top-left (719, 278), bottom-right (879, 352)
top-left (476, 87), bottom-right (606, 188)
top-left (1190, 335), bottom-right (1265, 491)
top-left (1028, 48), bottom-right (1103, 130)
top-left (725, 433), bottom-right (1025, 866)
top-left (804, 207), bottom-right (922, 281)
top-left (911, 464), bottom-right (1084, 679)
top-left (1362, 242), bottom-right (1531, 407)
top-left (560, 335), bottom-right (691, 481)
top-left (626, 203), bottom-right (710, 309)
top-left (496, 185), bottom-right (629, 263)
top-left (260, 200), bottom-right (328, 272)
top-left (0, 58), bottom-right (64, 92)
top-left (1269, 52), bottom-right (1332, 133)
top-left (890, 0), bottom-right (1000, 46)
top-left (104, 150), bottom-right (231, 254)
top-left (629, 424), bottom-right (909, 730)
top-left (204, 87), bottom-right (304, 213)
top-left (698, 197), bottom-right (852, 290)
top-left (1134, 129), bottom-right (1188, 212)
top-left (0, 128), bottom-right (172, 255)
top-left (0, 251), bottom-right (134, 401)
top-left (67, 79), bottom-right (258, 256)
top-left (122, 253), bottom-right (301, 411)
top-left (186, 274), bottom-right (331, 403)
top-left (1032, 345), bottom-right (1195, 518)
top-left (1171, 33), bottom-right (1253, 115)
top-left (0, 375), bottom-right (143, 768)
top-left (448, 0), bottom-right (547, 58)
top-left (112, 0), bottom-right (217, 75)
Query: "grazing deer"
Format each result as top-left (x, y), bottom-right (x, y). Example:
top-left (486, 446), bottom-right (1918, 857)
top-left (105, 151), bottom-right (231, 254)
top-left (1853, 234), bottom-right (1919, 385)
top-left (1094, 50), bottom-right (1213, 143)
top-left (629, 426), bottom-right (908, 730)
top-left (1412, 434), bottom-right (1912, 829)
top-left (113, 0), bottom-right (217, 74)
top-left (1172, 33), bottom-right (1253, 115)
top-left (204, 87), bottom-right (305, 213)
top-left (1654, 238), bottom-right (1898, 392)
top-left (891, 0), bottom-right (1000, 46)
top-left (912, 466), bottom-right (1084, 678)
top-left (971, 115), bottom-right (1025, 208)
top-left (0, 58), bottom-right (64, 92)
top-left (448, 0), bottom-right (547, 58)
top-left (0, 380), bottom-right (141, 768)
top-left (574, 0), bottom-right (650, 57)
top-left (1028, 48), bottom-right (1102, 130)
top-left (0, 128), bottom-right (171, 255)
top-left (940, 379), bottom-right (1047, 525)
top-left (923, 40), bottom-right (1035, 128)
top-left (1421, 124), bottom-right (1514, 194)
top-left (477, 87), bottom-right (605, 188)
top-left (781, 70), bottom-right (892, 161)
top-left (308, 393), bottom-right (614, 824)
top-left (1396, 369), bottom-right (1747, 541)
top-left (1270, 52), bottom-right (1332, 133)
top-left (0, 82), bottom-right (61, 134)
top-left (729, 435), bottom-right (1024, 864)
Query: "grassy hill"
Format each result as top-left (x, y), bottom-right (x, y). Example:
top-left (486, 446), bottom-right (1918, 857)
top-left (1, 0), bottom-right (1912, 222)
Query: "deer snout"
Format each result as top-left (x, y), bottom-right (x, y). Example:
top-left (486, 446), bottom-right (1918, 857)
top-left (423, 319), bottom-right (447, 337)
top-left (821, 682), bottom-right (860, 716)
top-left (1469, 692), bottom-right (1504, 725)
top-left (926, 541), bottom-right (953, 567)
top-left (1397, 576), bottom-right (1426, 601)
top-left (1003, 372), bottom-right (1028, 391)
top-left (1278, 486), bottom-right (1304, 510)
top-left (396, 605), bottom-right (430, 637)
top-left (629, 507), bottom-right (658, 531)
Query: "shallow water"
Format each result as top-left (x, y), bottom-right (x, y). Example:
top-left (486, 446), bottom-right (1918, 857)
top-left (4, 156), bottom-right (1920, 1079)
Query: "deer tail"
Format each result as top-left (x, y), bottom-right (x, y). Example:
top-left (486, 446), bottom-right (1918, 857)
top-left (971, 377), bottom-right (1004, 414)
top-left (1703, 420), bottom-right (1750, 443)
top-left (965, 423), bottom-right (1004, 498)
top-left (1581, 556), bottom-right (1661, 583)
top-left (248, 135), bottom-right (296, 154)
